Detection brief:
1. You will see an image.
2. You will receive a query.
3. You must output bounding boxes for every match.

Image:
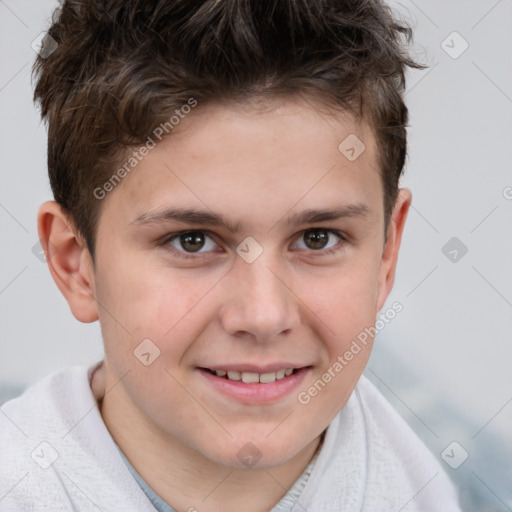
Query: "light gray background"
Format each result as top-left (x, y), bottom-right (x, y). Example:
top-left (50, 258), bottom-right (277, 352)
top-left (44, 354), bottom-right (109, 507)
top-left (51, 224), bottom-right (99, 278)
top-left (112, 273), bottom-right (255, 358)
top-left (1, 1), bottom-right (511, 510)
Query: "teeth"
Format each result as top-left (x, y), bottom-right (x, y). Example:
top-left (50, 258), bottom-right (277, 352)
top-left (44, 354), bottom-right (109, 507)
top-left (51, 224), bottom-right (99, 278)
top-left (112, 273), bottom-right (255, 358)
top-left (259, 372), bottom-right (276, 384)
top-left (241, 372), bottom-right (259, 384)
top-left (212, 368), bottom-right (296, 383)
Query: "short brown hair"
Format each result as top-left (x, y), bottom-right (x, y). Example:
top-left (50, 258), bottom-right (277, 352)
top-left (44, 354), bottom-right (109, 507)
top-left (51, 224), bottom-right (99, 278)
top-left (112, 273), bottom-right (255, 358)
top-left (33, 0), bottom-right (425, 258)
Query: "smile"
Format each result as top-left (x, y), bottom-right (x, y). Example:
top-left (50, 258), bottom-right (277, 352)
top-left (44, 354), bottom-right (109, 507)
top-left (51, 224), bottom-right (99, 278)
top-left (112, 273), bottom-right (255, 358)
top-left (197, 365), bottom-right (312, 404)
top-left (203, 368), bottom-right (295, 383)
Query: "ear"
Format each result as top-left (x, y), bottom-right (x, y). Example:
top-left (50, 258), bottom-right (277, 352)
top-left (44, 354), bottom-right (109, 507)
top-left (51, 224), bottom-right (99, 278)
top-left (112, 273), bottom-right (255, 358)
top-left (37, 200), bottom-right (99, 323)
top-left (376, 188), bottom-right (412, 311)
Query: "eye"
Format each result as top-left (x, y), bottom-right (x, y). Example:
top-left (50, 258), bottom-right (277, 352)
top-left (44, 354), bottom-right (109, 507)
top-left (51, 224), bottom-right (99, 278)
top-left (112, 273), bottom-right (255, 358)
top-left (166, 230), bottom-right (219, 254)
top-left (292, 228), bottom-right (343, 251)
top-left (162, 228), bottom-right (344, 259)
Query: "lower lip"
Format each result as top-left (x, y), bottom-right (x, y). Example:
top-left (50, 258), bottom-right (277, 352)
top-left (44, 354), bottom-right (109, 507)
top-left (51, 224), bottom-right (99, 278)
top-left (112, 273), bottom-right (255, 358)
top-left (198, 367), bottom-right (311, 404)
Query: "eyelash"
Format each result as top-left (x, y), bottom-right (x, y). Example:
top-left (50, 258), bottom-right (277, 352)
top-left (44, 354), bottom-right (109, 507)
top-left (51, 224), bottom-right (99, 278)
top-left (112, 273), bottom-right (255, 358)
top-left (160, 229), bottom-right (347, 260)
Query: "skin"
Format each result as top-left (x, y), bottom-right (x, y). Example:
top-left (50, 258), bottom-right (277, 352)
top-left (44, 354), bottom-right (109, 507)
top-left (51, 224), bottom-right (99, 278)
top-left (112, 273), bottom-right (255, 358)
top-left (38, 96), bottom-right (411, 512)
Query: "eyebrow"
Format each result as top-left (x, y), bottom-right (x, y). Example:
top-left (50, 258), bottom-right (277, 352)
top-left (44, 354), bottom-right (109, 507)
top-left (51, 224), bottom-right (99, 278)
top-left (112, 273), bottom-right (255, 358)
top-left (130, 203), bottom-right (370, 232)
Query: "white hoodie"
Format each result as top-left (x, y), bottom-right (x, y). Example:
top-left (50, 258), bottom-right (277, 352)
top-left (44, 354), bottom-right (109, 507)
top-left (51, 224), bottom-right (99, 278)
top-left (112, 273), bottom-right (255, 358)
top-left (0, 364), bottom-right (461, 511)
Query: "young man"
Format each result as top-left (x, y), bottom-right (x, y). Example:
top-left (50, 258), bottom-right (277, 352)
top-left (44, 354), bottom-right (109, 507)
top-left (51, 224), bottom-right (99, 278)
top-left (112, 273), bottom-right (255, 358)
top-left (0, 1), bottom-right (461, 510)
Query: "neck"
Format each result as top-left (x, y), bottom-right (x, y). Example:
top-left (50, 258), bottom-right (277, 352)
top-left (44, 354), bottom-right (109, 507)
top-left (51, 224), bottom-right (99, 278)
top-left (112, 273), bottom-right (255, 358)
top-left (99, 385), bottom-right (323, 512)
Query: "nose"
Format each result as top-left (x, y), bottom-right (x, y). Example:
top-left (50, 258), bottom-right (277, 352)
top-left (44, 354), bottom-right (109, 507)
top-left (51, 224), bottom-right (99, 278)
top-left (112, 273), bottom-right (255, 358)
top-left (219, 253), bottom-right (300, 342)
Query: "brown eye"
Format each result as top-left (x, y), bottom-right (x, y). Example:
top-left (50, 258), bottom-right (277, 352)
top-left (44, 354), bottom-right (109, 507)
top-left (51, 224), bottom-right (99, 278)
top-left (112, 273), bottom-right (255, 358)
top-left (292, 228), bottom-right (343, 253)
top-left (303, 229), bottom-right (330, 250)
top-left (167, 231), bottom-right (218, 253)
top-left (179, 232), bottom-right (205, 252)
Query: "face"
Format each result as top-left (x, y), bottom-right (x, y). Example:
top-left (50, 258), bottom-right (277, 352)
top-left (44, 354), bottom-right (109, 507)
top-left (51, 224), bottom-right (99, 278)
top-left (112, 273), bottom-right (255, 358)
top-left (84, 96), bottom-right (407, 468)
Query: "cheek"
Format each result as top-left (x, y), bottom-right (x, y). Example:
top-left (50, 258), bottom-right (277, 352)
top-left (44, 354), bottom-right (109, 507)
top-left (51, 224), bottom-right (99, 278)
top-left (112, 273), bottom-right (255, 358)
top-left (293, 266), bottom-right (379, 417)
top-left (300, 258), bottom-right (381, 344)
top-left (95, 256), bottom-right (224, 366)
top-left (95, 260), bottom-right (219, 429)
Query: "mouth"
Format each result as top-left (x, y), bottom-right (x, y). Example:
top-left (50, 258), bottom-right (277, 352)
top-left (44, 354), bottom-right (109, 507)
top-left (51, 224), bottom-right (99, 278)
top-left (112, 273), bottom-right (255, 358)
top-left (200, 367), bottom-right (298, 383)
top-left (197, 365), bottom-right (312, 404)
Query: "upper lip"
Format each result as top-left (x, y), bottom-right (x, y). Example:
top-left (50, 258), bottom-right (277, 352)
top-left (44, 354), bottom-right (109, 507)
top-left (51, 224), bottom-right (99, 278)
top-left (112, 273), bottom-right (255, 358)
top-left (200, 364), bottom-right (311, 373)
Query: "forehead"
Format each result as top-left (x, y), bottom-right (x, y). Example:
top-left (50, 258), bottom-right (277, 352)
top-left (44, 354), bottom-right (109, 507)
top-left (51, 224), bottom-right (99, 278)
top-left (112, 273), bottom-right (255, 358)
top-left (101, 96), bottom-right (383, 229)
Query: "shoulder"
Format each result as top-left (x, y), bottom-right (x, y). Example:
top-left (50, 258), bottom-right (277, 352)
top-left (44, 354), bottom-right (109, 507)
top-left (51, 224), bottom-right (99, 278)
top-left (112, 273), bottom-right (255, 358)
top-left (353, 375), bottom-right (461, 511)
top-left (0, 365), bottom-right (92, 442)
top-left (0, 366), bottom-right (91, 509)
top-left (0, 365), bottom-right (154, 511)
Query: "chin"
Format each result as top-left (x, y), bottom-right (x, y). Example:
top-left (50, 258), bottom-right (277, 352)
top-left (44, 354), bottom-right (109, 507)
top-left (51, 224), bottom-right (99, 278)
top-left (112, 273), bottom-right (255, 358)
top-left (200, 435), bottom-right (307, 470)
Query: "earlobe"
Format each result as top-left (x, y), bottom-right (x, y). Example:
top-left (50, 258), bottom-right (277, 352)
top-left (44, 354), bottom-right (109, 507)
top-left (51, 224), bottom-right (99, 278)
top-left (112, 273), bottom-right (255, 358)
top-left (376, 188), bottom-right (412, 311)
top-left (37, 201), bottom-right (99, 323)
